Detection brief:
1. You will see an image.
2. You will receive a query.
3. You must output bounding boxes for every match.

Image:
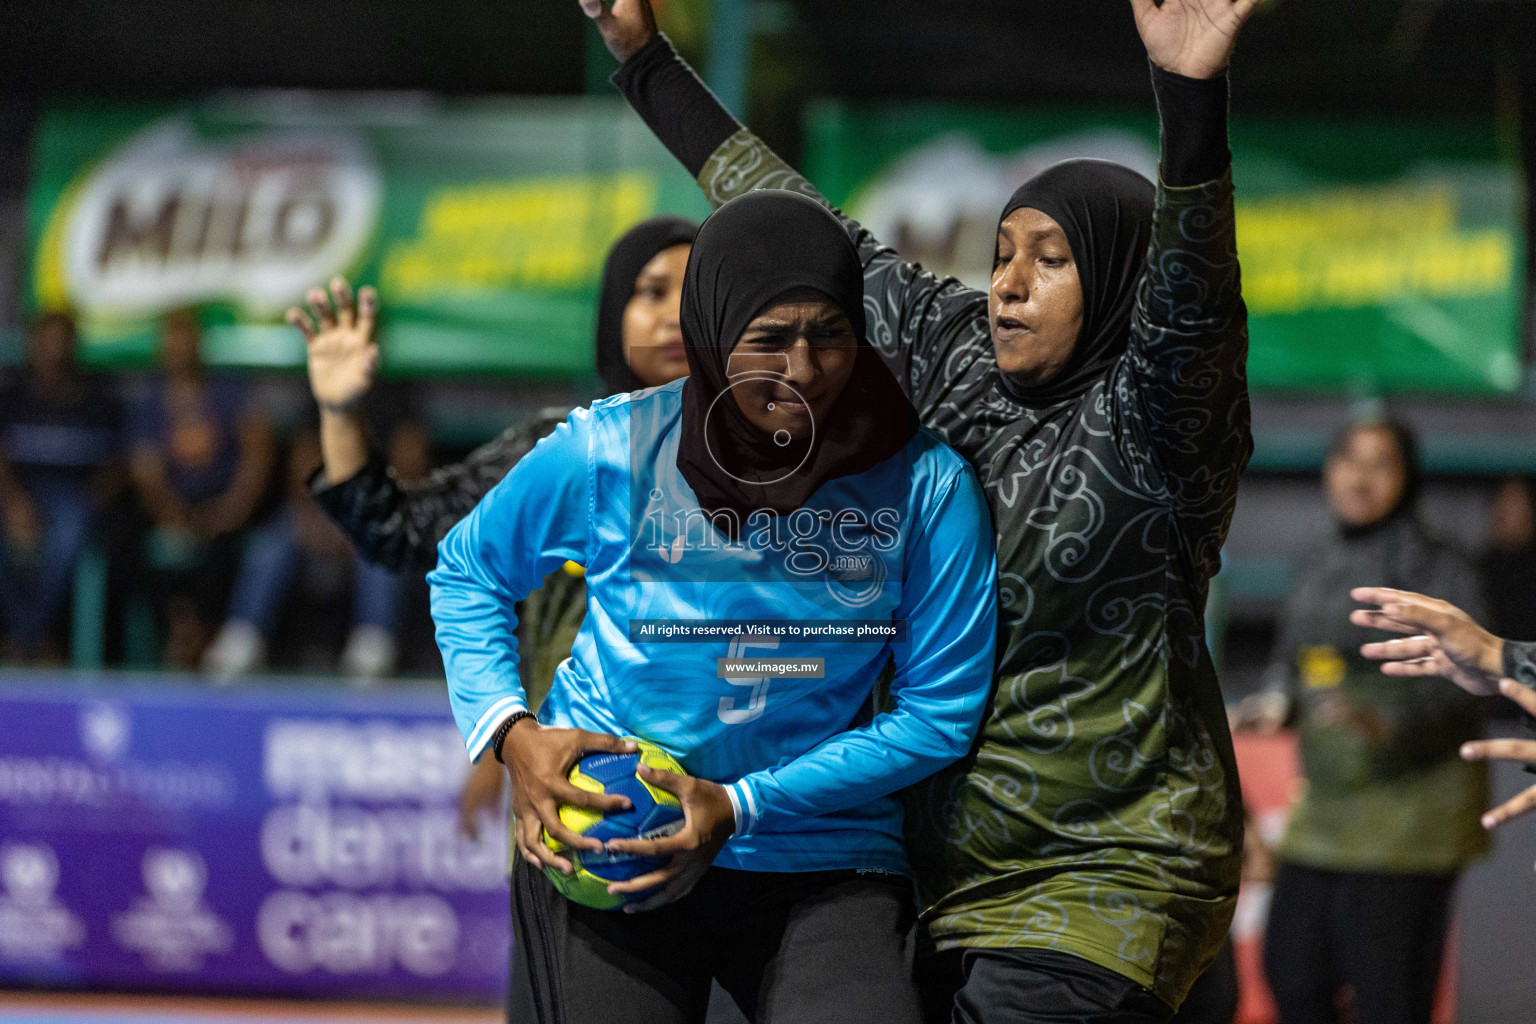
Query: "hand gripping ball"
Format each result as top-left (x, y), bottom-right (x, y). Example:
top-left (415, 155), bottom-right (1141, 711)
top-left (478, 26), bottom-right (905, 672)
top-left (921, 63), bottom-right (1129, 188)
top-left (542, 739), bottom-right (686, 909)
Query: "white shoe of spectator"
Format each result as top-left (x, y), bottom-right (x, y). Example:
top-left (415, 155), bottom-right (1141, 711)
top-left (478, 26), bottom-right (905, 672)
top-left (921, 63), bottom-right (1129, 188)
top-left (341, 625), bottom-right (398, 683)
top-left (202, 620), bottom-right (266, 684)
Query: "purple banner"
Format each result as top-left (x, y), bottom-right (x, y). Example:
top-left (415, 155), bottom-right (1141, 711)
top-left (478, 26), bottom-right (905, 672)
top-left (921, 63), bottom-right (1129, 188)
top-left (0, 673), bottom-right (508, 1002)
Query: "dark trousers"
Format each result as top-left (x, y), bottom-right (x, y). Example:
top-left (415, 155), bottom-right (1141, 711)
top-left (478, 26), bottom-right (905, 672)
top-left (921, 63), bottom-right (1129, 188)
top-left (1263, 861), bottom-right (1456, 1024)
top-left (919, 947), bottom-right (1175, 1024)
top-left (1170, 939), bottom-right (1238, 1024)
top-left (509, 860), bottom-right (923, 1024)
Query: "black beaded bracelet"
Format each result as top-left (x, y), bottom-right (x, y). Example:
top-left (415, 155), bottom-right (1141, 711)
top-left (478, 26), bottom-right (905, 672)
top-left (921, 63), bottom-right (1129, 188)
top-left (491, 711), bottom-right (537, 764)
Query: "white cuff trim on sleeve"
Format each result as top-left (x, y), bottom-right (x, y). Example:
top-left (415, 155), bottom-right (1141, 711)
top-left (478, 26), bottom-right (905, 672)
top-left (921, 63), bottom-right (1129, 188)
top-left (466, 696), bottom-right (529, 761)
top-left (726, 780), bottom-right (758, 836)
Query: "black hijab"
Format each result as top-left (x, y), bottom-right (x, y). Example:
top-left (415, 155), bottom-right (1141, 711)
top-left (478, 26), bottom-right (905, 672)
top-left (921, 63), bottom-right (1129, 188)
top-left (594, 215), bottom-right (699, 396)
top-left (675, 190), bottom-right (917, 532)
top-left (994, 159), bottom-right (1156, 407)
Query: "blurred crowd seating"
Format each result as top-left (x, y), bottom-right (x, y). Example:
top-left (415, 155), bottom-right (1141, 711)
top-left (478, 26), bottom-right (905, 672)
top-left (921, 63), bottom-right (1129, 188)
top-left (0, 310), bottom-right (443, 682)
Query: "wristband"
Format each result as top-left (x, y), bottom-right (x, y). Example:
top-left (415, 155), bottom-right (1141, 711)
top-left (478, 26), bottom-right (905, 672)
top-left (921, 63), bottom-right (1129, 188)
top-left (491, 711), bottom-right (537, 764)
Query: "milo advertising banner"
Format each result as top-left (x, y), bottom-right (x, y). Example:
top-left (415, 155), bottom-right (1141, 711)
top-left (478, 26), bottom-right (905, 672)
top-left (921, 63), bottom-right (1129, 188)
top-left (26, 95), bottom-right (709, 375)
top-left (803, 102), bottom-right (1525, 395)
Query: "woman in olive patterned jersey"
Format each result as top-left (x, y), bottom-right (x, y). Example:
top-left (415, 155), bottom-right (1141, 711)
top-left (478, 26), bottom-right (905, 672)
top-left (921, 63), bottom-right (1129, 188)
top-left (585, 0), bottom-right (1260, 1018)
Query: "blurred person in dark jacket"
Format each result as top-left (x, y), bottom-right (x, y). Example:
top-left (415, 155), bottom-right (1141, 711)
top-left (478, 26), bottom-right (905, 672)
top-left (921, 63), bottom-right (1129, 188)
top-left (127, 309), bottom-right (276, 669)
top-left (201, 393), bottom-right (430, 682)
top-left (1482, 475), bottom-right (1536, 642)
top-left (1234, 418), bottom-right (1487, 1024)
top-left (0, 312), bottom-right (123, 662)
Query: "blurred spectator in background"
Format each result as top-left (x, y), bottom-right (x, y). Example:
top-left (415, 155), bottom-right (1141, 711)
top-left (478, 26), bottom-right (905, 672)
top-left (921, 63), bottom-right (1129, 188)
top-left (1234, 418), bottom-right (1487, 1024)
top-left (0, 312), bottom-right (123, 663)
top-left (127, 309), bottom-right (275, 670)
top-left (1482, 474), bottom-right (1536, 643)
top-left (202, 389), bottom-right (430, 682)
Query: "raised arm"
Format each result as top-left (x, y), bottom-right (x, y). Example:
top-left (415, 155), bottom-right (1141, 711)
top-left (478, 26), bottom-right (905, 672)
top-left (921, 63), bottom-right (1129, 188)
top-left (312, 417), bottom-right (562, 573)
top-left (586, 0), bottom-right (987, 396)
top-left (290, 277), bottom-right (566, 572)
top-left (1118, 0), bottom-right (1261, 586)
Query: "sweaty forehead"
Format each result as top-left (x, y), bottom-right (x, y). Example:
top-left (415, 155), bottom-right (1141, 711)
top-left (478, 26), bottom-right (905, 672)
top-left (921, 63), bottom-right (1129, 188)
top-left (746, 306), bottom-right (846, 331)
top-left (999, 207), bottom-right (1068, 241)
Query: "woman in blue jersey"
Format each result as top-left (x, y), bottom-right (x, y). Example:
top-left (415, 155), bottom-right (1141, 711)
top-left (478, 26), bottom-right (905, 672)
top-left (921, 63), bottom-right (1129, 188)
top-left (429, 190), bottom-right (998, 1024)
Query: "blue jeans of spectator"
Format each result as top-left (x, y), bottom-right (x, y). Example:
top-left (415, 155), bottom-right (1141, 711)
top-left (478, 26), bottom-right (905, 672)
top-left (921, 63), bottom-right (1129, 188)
top-left (227, 505), bottom-right (402, 636)
top-left (0, 477), bottom-right (96, 653)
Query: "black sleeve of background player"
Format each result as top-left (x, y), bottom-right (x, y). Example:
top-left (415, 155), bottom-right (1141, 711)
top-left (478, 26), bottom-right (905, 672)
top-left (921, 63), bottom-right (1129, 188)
top-left (1501, 641), bottom-right (1536, 747)
top-left (612, 35), bottom-right (743, 178)
top-left (1151, 63), bottom-right (1231, 188)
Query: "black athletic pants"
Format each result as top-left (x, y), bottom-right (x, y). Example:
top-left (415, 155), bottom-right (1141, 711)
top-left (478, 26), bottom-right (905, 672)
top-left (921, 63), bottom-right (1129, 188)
top-left (1262, 861), bottom-right (1456, 1024)
top-left (508, 860), bottom-right (924, 1024)
top-left (918, 947), bottom-right (1175, 1024)
top-left (1170, 939), bottom-right (1238, 1024)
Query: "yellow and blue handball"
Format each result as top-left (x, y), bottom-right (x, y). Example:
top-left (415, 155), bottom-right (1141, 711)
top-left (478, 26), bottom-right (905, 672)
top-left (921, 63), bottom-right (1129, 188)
top-left (542, 738), bottom-right (686, 910)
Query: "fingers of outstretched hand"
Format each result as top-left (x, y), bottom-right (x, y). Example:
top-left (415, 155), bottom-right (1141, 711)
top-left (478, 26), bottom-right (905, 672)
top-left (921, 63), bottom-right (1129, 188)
top-left (1481, 783), bottom-right (1536, 829)
top-left (306, 287), bottom-right (336, 330)
top-left (1349, 609), bottom-right (1420, 635)
top-left (1376, 659), bottom-right (1446, 678)
top-left (1460, 737), bottom-right (1536, 764)
top-left (578, 0), bottom-right (607, 18)
top-left (1350, 588), bottom-right (1437, 627)
top-left (1359, 634), bottom-right (1436, 659)
top-left (329, 277), bottom-right (355, 328)
top-left (1351, 586), bottom-right (1416, 603)
top-left (285, 307), bottom-right (316, 341)
top-left (356, 286), bottom-right (378, 330)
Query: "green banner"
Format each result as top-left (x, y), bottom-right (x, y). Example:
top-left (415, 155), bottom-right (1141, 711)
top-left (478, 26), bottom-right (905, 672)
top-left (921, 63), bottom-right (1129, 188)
top-left (804, 102), bottom-right (1525, 396)
top-left (26, 95), bottom-right (709, 377)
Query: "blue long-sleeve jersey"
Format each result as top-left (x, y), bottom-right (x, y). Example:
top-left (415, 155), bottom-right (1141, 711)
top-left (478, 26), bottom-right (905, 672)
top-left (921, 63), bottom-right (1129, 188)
top-left (429, 380), bottom-right (997, 875)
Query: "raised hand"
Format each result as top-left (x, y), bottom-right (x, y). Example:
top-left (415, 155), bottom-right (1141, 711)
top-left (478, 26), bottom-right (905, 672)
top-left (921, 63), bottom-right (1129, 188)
top-left (1129, 0), bottom-right (1263, 79)
top-left (287, 277), bottom-right (379, 413)
top-left (579, 0), bottom-right (659, 63)
top-left (1460, 679), bottom-right (1536, 846)
top-left (1350, 587), bottom-right (1505, 696)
